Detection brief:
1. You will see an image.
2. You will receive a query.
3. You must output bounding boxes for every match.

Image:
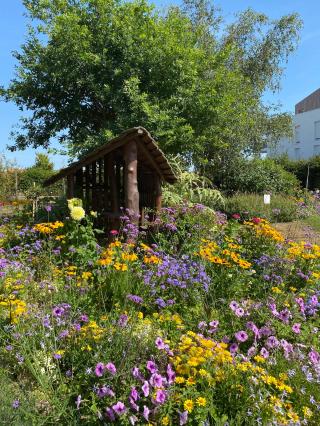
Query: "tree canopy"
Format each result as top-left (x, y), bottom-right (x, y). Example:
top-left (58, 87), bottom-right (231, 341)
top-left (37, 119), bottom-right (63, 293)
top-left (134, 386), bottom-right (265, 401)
top-left (1, 0), bottom-right (302, 174)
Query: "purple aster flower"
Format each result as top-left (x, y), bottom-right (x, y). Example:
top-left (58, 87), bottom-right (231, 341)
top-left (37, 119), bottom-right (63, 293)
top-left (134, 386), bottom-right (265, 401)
top-left (118, 314), bottom-right (128, 327)
top-left (235, 330), bottom-right (248, 343)
top-left (106, 362), bottom-right (117, 375)
top-left (112, 401), bottom-right (126, 416)
top-left (95, 362), bottom-right (105, 377)
top-left (127, 294), bottom-right (143, 304)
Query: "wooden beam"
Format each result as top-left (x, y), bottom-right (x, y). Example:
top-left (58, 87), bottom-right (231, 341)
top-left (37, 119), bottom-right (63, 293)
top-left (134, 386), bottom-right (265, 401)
top-left (155, 175), bottom-right (162, 212)
top-left (124, 140), bottom-right (139, 220)
top-left (136, 136), bottom-right (165, 180)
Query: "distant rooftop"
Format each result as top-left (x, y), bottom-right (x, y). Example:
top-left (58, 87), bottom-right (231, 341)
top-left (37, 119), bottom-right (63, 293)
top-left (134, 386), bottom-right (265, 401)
top-left (295, 88), bottom-right (320, 114)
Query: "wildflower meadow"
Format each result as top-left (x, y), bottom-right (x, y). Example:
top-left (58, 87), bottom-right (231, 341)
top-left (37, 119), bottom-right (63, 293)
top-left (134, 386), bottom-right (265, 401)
top-left (1, 200), bottom-right (320, 425)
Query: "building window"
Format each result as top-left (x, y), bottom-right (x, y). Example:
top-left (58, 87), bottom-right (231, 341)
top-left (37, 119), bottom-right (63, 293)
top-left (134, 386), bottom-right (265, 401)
top-left (294, 147), bottom-right (301, 160)
top-left (295, 125), bottom-right (300, 143)
top-left (315, 121), bottom-right (320, 140)
top-left (314, 145), bottom-right (320, 156)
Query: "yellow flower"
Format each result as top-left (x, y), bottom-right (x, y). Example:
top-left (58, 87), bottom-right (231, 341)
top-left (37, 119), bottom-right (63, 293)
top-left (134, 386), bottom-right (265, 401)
top-left (175, 376), bottom-right (185, 384)
top-left (184, 399), bottom-right (194, 413)
top-left (196, 397), bottom-right (207, 407)
top-left (70, 206), bottom-right (85, 221)
top-left (161, 416), bottom-right (170, 425)
top-left (302, 406), bottom-right (313, 418)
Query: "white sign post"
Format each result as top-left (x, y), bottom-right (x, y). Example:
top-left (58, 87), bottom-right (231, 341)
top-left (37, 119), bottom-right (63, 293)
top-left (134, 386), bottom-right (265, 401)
top-left (263, 194), bottom-right (271, 205)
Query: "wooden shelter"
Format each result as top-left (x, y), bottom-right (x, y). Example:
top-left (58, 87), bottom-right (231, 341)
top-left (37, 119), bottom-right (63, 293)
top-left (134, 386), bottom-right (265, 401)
top-left (44, 127), bottom-right (176, 229)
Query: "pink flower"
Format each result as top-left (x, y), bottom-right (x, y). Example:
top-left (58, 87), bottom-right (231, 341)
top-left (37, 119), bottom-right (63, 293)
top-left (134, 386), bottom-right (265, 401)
top-left (232, 213), bottom-right (240, 220)
top-left (150, 373), bottom-right (164, 388)
top-left (143, 405), bottom-right (150, 421)
top-left (251, 217), bottom-right (261, 224)
top-left (110, 230), bottom-right (118, 235)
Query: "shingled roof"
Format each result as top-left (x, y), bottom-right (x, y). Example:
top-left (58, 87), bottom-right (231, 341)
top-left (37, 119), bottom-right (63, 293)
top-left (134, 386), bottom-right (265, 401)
top-left (44, 127), bottom-right (177, 186)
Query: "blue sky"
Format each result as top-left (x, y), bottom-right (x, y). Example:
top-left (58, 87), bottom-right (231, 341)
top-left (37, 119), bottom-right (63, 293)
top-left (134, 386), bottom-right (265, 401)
top-left (1, 0), bottom-right (320, 169)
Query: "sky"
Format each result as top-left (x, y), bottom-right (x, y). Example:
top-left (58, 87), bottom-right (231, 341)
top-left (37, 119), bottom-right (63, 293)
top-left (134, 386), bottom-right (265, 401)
top-left (0, 0), bottom-right (320, 169)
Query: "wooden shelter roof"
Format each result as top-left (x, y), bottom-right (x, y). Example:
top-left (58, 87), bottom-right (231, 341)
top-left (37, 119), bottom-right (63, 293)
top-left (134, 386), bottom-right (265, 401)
top-left (44, 127), bottom-right (177, 186)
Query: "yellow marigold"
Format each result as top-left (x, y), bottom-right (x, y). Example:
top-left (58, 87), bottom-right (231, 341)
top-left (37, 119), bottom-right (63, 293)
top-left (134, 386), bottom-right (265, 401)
top-left (184, 399), bottom-right (194, 413)
top-left (175, 376), bottom-right (185, 384)
top-left (70, 206), bottom-right (85, 221)
top-left (161, 416), bottom-right (170, 425)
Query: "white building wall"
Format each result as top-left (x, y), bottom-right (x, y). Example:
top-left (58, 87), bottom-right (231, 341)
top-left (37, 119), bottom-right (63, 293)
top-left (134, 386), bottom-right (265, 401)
top-left (268, 107), bottom-right (320, 160)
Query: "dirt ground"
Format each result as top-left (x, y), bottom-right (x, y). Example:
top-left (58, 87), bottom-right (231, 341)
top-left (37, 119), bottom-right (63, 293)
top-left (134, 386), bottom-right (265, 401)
top-left (273, 221), bottom-right (320, 244)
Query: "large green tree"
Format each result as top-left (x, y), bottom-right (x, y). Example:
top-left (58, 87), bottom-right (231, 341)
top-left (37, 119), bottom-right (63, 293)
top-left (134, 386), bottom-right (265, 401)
top-left (1, 0), bottom-right (302, 174)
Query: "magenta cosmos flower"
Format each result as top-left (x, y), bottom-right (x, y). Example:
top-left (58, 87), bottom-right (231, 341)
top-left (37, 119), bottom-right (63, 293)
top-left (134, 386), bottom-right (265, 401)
top-left (235, 330), bottom-right (248, 343)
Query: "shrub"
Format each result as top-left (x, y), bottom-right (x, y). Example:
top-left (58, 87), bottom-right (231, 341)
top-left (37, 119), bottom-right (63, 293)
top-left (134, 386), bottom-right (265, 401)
top-left (275, 155), bottom-right (320, 190)
top-left (222, 193), bottom-right (300, 222)
top-left (213, 158), bottom-right (300, 195)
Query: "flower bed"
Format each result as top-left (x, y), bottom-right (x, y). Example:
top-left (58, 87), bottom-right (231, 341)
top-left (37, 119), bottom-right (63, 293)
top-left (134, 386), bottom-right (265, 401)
top-left (0, 202), bottom-right (320, 424)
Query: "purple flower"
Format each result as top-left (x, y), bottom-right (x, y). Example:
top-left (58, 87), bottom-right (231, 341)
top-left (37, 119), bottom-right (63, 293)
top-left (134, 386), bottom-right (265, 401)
top-left (167, 364), bottom-right (175, 384)
top-left (96, 386), bottom-right (115, 398)
top-left (146, 360), bottom-right (157, 373)
top-left (309, 350), bottom-right (320, 365)
top-left (143, 405), bottom-right (150, 421)
top-left (150, 373), bottom-right (164, 388)
top-left (130, 387), bottom-right (139, 401)
top-left (155, 337), bottom-right (165, 350)
top-left (235, 330), bottom-right (248, 343)
top-left (235, 307), bottom-right (245, 317)
top-left (106, 407), bottom-right (116, 421)
top-left (12, 400), bottom-right (20, 409)
top-left (127, 294), bottom-right (143, 304)
top-left (229, 301), bottom-right (238, 311)
top-left (105, 362), bottom-right (117, 375)
top-left (179, 411), bottom-right (188, 425)
top-left (95, 362), bottom-right (105, 377)
top-left (76, 395), bottom-right (82, 410)
top-left (229, 343), bottom-right (238, 353)
top-left (112, 401), bottom-right (126, 416)
top-left (292, 323), bottom-right (301, 334)
top-left (198, 321), bottom-right (207, 330)
top-left (260, 347), bottom-right (269, 358)
top-left (266, 336), bottom-right (279, 349)
top-left (142, 381), bottom-right (150, 397)
top-left (118, 314), bottom-right (128, 327)
top-left (154, 389), bottom-right (166, 404)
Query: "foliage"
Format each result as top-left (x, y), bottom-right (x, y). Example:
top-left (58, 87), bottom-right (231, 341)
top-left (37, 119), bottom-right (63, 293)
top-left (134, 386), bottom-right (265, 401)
top-left (213, 157), bottom-right (300, 195)
top-left (162, 160), bottom-right (223, 208)
top-left (275, 154), bottom-right (320, 190)
top-left (0, 155), bottom-right (20, 201)
top-left (18, 153), bottom-right (62, 199)
top-left (1, 0), bottom-right (301, 174)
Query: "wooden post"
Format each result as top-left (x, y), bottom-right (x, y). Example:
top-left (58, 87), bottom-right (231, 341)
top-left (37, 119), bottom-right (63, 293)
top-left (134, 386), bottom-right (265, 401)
top-left (107, 153), bottom-right (119, 213)
top-left (66, 175), bottom-right (74, 199)
top-left (155, 175), bottom-right (162, 212)
top-left (124, 140), bottom-right (139, 219)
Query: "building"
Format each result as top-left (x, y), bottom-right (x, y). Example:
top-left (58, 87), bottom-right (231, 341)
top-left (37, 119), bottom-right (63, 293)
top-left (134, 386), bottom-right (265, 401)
top-left (268, 88), bottom-right (320, 160)
top-left (44, 127), bottom-right (176, 230)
